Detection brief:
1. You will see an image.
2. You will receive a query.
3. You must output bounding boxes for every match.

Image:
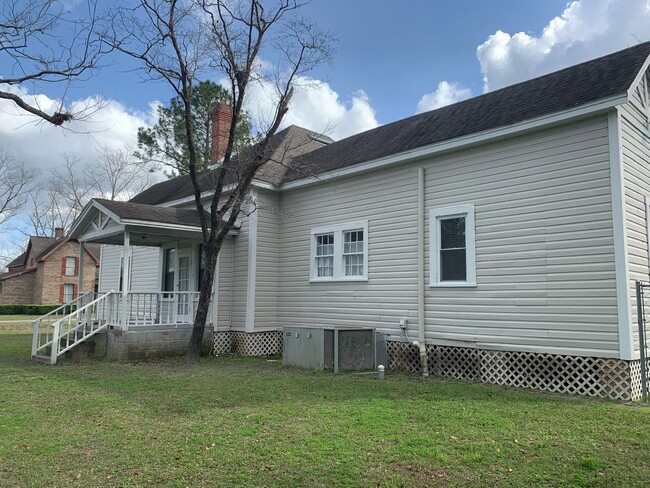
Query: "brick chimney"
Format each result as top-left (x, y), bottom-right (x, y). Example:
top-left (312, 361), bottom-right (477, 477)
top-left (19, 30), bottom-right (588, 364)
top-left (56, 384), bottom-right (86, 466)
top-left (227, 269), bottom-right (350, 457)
top-left (54, 227), bottom-right (65, 239)
top-left (210, 102), bottom-right (233, 165)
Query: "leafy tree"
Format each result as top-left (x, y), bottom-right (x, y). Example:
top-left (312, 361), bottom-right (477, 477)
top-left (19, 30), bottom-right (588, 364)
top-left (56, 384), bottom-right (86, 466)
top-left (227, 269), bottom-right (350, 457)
top-left (136, 81), bottom-right (253, 177)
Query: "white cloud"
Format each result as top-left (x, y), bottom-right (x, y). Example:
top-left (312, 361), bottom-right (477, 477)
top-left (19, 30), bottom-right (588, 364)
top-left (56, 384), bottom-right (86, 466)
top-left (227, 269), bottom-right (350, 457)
top-left (0, 86), bottom-right (156, 173)
top-left (478, 0), bottom-right (650, 92)
top-left (243, 76), bottom-right (379, 140)
top-left (415, 81), bottom-right (472, 114)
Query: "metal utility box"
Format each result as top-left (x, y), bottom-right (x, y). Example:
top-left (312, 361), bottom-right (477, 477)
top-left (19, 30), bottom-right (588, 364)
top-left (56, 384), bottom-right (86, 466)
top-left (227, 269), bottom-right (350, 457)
top-left (283, 326), bottom-right (383, 372)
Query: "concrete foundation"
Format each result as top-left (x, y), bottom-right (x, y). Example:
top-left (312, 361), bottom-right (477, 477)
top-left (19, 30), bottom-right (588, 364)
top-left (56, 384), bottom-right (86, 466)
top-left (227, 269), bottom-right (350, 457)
top-left (106, 325), bottom-right (214, 361)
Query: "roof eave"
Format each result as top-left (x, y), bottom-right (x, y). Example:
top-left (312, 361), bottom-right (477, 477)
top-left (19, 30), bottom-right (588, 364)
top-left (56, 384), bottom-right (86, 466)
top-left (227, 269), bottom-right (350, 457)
top-left (159, 178), bottom-right (278, 208)
top-left (626, 52), bottom-right (650, 100)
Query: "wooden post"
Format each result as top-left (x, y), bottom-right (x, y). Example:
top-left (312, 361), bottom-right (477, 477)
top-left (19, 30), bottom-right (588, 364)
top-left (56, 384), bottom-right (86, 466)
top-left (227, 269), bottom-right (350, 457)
top-left (78, 241), bottom-right (85, 296)
top-left (121, 231), bottom-right (131, 331)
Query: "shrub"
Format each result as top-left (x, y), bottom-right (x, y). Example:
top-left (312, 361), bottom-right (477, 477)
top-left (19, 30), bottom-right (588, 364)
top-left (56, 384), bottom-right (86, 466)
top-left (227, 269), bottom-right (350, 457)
top-left (0, 304), bottom-right (72, 315)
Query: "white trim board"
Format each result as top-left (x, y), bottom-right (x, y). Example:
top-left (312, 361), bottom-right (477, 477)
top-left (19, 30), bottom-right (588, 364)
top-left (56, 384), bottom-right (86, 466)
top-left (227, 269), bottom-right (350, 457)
top-left (245, 190), bottom-right (258, 332)
top-left (608, 109), bottom-right (634, 360)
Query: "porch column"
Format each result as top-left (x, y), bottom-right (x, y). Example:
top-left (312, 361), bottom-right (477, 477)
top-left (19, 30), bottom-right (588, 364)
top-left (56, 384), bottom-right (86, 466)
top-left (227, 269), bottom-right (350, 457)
top-left (78, 241), bottom-right (85, 297)
top-left (121, 230), bottom-right (131, 331)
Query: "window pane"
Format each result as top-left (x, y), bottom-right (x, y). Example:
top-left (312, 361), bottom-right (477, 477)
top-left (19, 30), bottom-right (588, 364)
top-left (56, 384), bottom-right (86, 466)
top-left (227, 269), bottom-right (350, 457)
top-left (343, 230), bottom-right (364, 276)
top-left (317, 256), bottom-right (334, 277)
top-left (441, 217), bottom-right (465, 249)
top-left (63, 284), bottom-right (74, 302)
top-left (345, 253), bottom-right (363, 276)
top-left (163, 249), bottom-right (175, 292)
top-left (65, 257), bottom-right (75, 276)
top-left (316, 234), bottom-right (334, 257)
top-left (441, 248), bottom-right (466, 281)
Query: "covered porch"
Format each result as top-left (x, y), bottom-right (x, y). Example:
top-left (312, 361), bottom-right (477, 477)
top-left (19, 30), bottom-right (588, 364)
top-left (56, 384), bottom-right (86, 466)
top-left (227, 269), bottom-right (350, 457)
top-left (32, 199), bottom-right (237, 363)
top-left (70, 198), bottom-right (238, 330)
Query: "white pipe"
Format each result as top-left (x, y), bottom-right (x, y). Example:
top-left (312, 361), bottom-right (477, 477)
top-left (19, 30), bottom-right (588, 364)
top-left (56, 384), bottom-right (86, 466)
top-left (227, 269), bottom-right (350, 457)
top-left (417, 166), bottom-right (428, 377)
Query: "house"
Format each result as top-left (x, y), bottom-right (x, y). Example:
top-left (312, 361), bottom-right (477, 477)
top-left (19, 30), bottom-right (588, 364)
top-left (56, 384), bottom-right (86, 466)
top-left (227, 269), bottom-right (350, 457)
top-left (35, 42), bottom-right (650, 401)
top-left (0, 228), bottom-right (99, 305)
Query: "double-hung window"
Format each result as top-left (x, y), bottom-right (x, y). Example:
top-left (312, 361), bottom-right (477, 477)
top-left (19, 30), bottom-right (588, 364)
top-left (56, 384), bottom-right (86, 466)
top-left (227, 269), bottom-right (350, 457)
top-left (310, 221), bottom-right (368, 281)
top-left (64, 256), bottom-right (76, 276)
top-left (63, 283), bottom-right (75, 303)
top-left (430, 205), bottom-right (476, 287)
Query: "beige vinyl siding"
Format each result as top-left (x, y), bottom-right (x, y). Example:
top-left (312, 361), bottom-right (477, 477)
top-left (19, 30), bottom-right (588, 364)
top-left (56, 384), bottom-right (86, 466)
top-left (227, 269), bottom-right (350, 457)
top-left (216, 237), bottom-right (234, 329)
top-left (277, 115), bottom-right (620, 358)
top-left (98, 244), bottom-right (160, 292)
top-left (423, 116), bottom-right (616, 357)
top-left (621, 68), bottom-right (650, 354)
top-left (231, 215), bottom-right (250, 331)
top-left (98, 245), bottom-right (121, 292)
top-left (130, 246), bottom-right (161, 292)
top-left (254, 190), bottom-right (280, 330)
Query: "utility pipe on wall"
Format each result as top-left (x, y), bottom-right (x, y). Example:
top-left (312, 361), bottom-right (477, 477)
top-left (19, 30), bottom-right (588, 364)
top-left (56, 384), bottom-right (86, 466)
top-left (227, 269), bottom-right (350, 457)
top-left (417, 166), bottom-right (428, 377)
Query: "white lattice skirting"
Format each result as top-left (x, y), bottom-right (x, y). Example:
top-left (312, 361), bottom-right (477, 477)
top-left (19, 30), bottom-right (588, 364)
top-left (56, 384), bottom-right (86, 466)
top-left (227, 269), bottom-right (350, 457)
top-left (213, 330), bottom-right (282, 356)
top-left (386, 341), bottom-right (645, 401)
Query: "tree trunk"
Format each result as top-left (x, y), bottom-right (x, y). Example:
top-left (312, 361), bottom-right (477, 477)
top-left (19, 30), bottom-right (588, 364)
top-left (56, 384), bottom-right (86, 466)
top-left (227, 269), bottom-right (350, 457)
top-left (186, 248), bottom-right (218, 362)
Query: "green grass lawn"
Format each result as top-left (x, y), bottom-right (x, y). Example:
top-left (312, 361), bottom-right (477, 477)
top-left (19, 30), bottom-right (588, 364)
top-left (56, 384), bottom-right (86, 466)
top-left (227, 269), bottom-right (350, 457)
top-left (1, 323), bottom-right (649, 487)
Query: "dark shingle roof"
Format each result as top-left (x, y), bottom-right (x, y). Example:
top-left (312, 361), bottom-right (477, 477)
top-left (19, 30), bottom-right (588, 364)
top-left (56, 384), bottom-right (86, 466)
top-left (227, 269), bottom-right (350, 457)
top-left (130, 41), bottom-right (650, 204)
top-left (6, 251), bottom-right (27, 268)
top-left (32, 236), bottom-right (63, 260)
top-left (130, 126), bottom-right (333, 206)
top-left (96, 198), bottom-right (211, 227)
top-left (36, 238), bottom-right (68, 261)
top-left (282, 41), bottom-right (650, 183)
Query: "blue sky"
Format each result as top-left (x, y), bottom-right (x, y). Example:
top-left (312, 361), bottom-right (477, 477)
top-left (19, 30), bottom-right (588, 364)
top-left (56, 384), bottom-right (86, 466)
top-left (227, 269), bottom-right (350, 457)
top-left (83, 0), bottom-right (570, 125)
top-left (1, 0), bottom-right (650, 260)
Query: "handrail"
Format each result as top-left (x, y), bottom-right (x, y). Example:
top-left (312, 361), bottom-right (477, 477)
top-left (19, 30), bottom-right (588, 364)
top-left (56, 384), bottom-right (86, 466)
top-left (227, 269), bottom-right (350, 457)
top-left (36, 291), bottom-right (93, 321)
top-left (33, 290), bottom-right (116, 363)
top-left (32, 290), bottom-right (215, 363)
top-left (31, 291), bottom-right (95, 357)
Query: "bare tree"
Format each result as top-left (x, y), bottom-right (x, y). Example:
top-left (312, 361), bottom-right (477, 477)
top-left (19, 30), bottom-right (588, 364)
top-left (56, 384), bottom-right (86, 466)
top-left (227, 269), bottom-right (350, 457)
top-left (0, 150), bottom-right (36, 226)
top-left (50, 152), bottom-right (91, 216)
top-left (23, 184), bottom-right (76, 238)
top-left (0, 0), bottom-right (107, 126)
top-left (85, 145), bottom-right (158, 200)
top-left (108, 0), bottom-right (333, 362)
top-left (24, 147), bottom-right (158, 237)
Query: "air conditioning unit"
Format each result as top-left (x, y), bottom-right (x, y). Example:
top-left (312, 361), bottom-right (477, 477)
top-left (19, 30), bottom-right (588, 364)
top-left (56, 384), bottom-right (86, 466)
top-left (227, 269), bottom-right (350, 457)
top-left (282, 326), bottom-right (386, 372)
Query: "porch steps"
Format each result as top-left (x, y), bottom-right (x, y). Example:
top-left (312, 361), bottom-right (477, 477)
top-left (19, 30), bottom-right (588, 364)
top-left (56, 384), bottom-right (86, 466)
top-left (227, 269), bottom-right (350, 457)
top-left (31, 291), bottom-right (114, 364)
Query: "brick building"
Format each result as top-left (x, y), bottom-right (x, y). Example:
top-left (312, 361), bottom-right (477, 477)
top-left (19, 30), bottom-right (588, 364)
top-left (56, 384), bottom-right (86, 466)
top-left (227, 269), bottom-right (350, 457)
top-left (0, 229), bottom-right (99, 305)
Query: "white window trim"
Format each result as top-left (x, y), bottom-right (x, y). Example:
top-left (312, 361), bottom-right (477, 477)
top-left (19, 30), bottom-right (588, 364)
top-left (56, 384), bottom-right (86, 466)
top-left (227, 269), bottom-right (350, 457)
top-left (310, 221), bottom-right (368, 282)
top-left (429, 205), bottom-right (476, 288)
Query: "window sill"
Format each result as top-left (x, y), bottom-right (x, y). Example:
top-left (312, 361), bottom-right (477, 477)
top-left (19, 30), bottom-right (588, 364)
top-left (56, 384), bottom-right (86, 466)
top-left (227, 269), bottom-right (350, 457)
top-left (429, 281), bottom-right (477, 288)
top-left (309, 277), bottom-right (368, 283)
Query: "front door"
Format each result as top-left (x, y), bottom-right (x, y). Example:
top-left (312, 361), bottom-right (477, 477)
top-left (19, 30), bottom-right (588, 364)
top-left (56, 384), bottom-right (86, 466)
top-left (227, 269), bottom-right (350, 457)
top-left (176, 250), bottom-right (192, 323)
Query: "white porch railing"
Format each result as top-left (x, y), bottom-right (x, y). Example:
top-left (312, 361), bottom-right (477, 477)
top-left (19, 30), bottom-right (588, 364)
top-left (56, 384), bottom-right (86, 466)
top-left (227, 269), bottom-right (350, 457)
top-left (113, 291), bottom-right (207, 327)
top-left (32, 291), bottom-right (212, 364)
top-left (32, 291), bottom-right (115, 364)
top-left (31, 291), bottom-right (96, 358)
